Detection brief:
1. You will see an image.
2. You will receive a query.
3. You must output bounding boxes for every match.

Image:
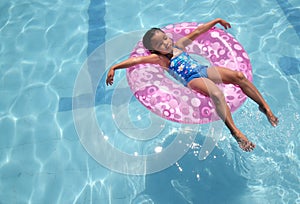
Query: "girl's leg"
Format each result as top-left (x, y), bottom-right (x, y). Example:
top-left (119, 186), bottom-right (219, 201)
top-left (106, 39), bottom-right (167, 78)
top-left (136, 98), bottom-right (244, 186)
top-left (207, 67), bottom-right (279, 127)
top-left (188, 78), bottom-right (255, 152)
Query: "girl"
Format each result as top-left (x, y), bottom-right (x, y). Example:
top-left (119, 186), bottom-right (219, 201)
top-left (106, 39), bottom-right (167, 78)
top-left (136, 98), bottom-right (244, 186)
top-left (106, 18), bottom-right (278, 152)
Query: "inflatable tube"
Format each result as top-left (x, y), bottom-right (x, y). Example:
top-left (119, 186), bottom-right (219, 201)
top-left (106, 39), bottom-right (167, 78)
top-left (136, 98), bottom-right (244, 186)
top-left (126, 22), bottom-right (252, 124)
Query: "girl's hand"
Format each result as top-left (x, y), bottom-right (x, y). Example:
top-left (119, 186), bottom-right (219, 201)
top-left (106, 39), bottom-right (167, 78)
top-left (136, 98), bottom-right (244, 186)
top-left (106, 68), bottom-right (115, 86)
top-left (219, 19), bottom-right (231, 29)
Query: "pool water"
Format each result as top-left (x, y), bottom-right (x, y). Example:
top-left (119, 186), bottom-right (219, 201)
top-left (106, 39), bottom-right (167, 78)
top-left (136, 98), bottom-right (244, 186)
top-left (1, 0), bottom-right (300, 203)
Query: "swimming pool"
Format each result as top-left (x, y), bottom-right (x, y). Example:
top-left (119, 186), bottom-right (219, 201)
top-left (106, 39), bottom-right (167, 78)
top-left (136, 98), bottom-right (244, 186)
top-left (1, 0), bottom-right (299, 203)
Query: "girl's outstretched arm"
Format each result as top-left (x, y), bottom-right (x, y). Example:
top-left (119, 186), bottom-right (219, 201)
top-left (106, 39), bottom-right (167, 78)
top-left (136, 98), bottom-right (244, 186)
top-left (106, 54), bottom-right (161, 86)
top-left (176, 18), bottom-right (231, 48)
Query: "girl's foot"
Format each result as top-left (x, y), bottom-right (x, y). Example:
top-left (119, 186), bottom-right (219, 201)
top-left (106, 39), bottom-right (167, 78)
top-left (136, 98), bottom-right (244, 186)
top-left (232, 132), bottom-right (256, 152)
top-left (259, 106), bottom-right (279, 127)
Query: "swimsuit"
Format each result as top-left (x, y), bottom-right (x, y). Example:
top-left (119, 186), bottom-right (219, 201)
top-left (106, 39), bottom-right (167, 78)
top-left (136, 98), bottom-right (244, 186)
top-left (167, 50), bottom-right (208, 86)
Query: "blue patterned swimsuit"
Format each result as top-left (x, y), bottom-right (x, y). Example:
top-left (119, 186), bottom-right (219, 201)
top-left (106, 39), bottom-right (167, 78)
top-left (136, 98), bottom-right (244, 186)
top-left (167, 51), bottom-right (208, 86)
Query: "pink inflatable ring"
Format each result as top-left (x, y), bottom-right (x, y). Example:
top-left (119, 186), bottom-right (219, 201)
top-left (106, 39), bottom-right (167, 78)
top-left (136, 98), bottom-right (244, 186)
top-left (126, 22), bottom-right (252, 124)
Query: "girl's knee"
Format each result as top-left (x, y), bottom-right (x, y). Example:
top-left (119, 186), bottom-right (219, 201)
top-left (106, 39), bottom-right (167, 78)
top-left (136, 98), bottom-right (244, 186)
top-left (235, 71), bottom-right (246, 81)
top-left (210, 90), bottom-right (225, 104)
top-left (233, 71), bottom-right (247, 84)
top-left (236, 71), bottom-right (246, 80)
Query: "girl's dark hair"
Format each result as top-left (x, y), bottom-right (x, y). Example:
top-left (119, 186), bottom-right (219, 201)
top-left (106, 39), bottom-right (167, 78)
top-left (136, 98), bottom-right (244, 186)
top-left (142, 28), bottom-right (164, 54)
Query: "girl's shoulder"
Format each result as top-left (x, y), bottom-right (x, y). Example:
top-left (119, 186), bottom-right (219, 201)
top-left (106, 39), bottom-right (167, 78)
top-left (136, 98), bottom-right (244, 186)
top-left (141, 53), bottom-right (169, 69)
top-left (174, 41), bottom-right (187, 51)
top-left (139, 53), bottom-right (161, 63)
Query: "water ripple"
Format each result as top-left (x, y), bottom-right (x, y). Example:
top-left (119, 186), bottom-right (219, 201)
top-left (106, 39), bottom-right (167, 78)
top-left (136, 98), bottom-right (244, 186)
top-left (1, 0), bottom-right (300, 203)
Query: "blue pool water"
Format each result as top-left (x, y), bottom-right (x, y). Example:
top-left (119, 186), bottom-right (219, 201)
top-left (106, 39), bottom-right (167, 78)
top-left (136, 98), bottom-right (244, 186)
top-left (1, 0), bottom-right (300, 203)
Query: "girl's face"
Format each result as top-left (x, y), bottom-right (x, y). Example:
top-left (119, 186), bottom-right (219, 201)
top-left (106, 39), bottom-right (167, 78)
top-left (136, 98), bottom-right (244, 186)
top-left (150, 30), bottom-right (173, 55)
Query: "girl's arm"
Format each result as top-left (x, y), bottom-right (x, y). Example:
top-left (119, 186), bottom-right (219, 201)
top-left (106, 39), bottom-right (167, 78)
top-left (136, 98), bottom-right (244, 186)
top-left (106, 54), bottom-right (160, 86)
top-left (176, 18), bottom-right (231, 48)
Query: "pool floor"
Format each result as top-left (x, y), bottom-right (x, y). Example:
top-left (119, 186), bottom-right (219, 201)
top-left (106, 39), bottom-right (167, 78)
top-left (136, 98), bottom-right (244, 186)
top-left (0, 0), bottom-right (300, 203)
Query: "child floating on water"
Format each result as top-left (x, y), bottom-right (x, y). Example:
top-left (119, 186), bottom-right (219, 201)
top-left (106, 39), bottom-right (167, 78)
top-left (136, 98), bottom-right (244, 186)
top-left (106, 18), bottom-right (278, 152)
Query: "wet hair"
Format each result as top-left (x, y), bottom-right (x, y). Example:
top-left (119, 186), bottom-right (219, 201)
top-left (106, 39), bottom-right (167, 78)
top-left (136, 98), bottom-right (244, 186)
top-left (142, 28), bottom-right (165, 54)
